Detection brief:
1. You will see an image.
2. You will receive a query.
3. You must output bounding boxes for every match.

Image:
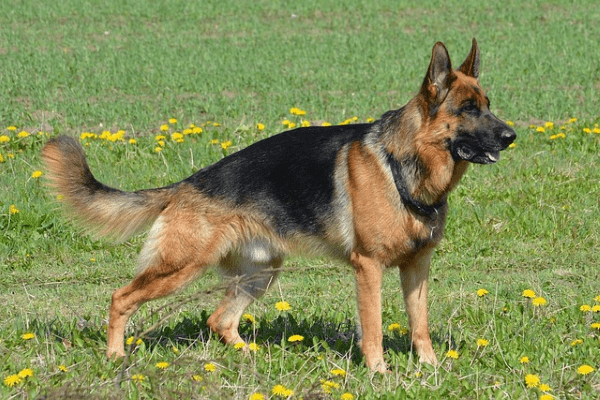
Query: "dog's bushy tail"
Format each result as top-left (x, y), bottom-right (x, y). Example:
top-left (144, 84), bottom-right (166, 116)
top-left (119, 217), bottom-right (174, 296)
top-left (42, 135), bottom-right (173, 242)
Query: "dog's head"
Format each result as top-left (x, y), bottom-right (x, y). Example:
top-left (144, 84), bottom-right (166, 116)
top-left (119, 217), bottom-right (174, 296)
top-left (420, 39), bottom-right (516, 164)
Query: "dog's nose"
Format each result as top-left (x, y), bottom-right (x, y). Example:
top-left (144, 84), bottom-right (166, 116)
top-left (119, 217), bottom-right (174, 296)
top-left (499, 126), bottom-right (516, 146)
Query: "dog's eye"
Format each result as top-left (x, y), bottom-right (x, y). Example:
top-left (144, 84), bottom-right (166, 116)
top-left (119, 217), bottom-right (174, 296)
top-left (460, 100), bottom-right (479, 115)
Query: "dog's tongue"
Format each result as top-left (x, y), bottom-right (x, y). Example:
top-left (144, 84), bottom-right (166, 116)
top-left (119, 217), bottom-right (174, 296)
top-left (485, 151), bottom-right (500, 163)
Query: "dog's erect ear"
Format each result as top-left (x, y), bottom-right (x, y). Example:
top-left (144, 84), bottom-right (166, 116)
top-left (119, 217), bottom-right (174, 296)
top-left (421, 42), bottom-right (453, 105)
top-left (458, 38), bottom-right (480, 79)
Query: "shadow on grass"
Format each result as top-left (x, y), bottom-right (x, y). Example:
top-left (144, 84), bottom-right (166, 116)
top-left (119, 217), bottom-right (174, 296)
top-left (143, 311), bottom-right (419, 367)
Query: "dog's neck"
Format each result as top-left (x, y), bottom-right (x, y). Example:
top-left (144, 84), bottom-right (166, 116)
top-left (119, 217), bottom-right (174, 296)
top-left (378, 101), bottom-right (470, 218)
top-left (384, 153), bottom-right (447, 219)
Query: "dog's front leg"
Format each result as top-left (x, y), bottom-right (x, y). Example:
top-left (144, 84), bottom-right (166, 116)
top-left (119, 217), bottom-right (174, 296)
top-left (399, 247), bottom-right (438, 366)
top-left (351, 251), bottom-right (387, 373)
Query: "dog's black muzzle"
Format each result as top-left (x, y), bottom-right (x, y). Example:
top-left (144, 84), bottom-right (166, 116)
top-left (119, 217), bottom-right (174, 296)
top-left (451, 113), bottom-right (516, 165)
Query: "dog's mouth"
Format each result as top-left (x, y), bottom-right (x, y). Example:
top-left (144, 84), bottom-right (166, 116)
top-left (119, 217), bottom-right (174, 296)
top-left (454, 143), bottom-right (501, 164)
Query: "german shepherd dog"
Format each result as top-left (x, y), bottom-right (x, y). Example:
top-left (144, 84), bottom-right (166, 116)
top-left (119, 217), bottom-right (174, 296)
top-left (42, 39), bottom-right (515, 372)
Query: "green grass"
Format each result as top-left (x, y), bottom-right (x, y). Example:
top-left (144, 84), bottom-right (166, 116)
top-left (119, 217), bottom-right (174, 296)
top-left (1, 0), bottom-right (599, 398)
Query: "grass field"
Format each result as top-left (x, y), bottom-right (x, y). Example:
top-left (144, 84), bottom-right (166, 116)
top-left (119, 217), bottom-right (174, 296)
top-left (1, 0), bottom-right (599, 398)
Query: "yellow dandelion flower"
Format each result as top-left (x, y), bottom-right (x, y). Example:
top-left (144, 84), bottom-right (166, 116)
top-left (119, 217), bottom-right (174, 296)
top-left (287, 122), bottom-right (296, 129)
top-left (159, 124), bottom-right (169, 132)
top-left (80, 132), bottom-right (95, 140)
top-left (0, 135), bottom-right (10, 143)
top-left (107, 131), bottom-right (125, 142)
top-left (242, 313), bottom-right (255, 323)
top-left (204, 363), bottom-right (216, 372)
top-left (580, 304), bottom-right (592, 312)
top-left (532, 297), bottom-right (547, 307)
top-left (10, 204), bottom-right (19, 214)
top-left (571, 339), bottom-right (583, 346)
top-left (0, 153), bottom-right (4, 163)
top-left (131, 374), bottom-right (145, 382)
top-left (322, 122), bottom-right (332, 126)
top-left (17, 369), bottom-right (33, 378)
top-left (544, 122), bottom-right (554, 129)
top-left (248, 342), bottom-right (260, 352)
top-left (522, 289), bottom-right (536, 298)
top-left (128, 138), bottom-right (136, 144)
top-left (221, 140), bottom-right (232, 150)
top-left (341, 393), bottom-right (355, 400)
top-left (4, 374), bottom-right (21, 387)
top-left (275, 301), bottom-right (291, 311)
top-left (330, 368), bottom-right (346, 377)
top-left (192, 374), bottom-right (203, 382)
top-left (212, 122), bottom-right (221, 127)
top-left (525, 373), bottom-right (540, 388)
top-left (366, 117), bottom-right (375, 123)
top-left (535, 127), bottom-right (545, 133)
top-left (506, 120), bottom-right (515, 126)
top-left (155, 135), bottom-right (166, 141)
top-left (388, 323), bottom-right (401, 332)
top-left (58, 365), bottom-right (68, 372)
top-left (539, 395), bottom-right (553, 400)
top-left (154, 147), bottom-right (163, 153)
top-left (476, 338), bottom-right (489, 347)
top-left (569, 117), bottom-right (577, 123)
top-left (168, 118), bottom-right (178, 124)
top-left (591, 322), bottom-right (600, 330)
top-left (592, 305), bottom-right (600, 313)
top-left (282, 119), bottom-right (290, 126)
top-left (288, 335), bottom-right (304, 342)
top-left (155, 362), bottom-right (169, 369)
top-left (301, 120), bottom-right (311, 127)
top-left (32, 170), bottom-right (43, 178)
top-left (595, 295), bottom-right (600, 303)
top-left (183, 128), bottom-right (193, 135)
top-left (446, 349), bottom-right (459, 359)
top-left (171, 132), bottom-right (184, 143)
top-left (255, 123), bottom-right (265, 131)
top-left (290, 107), bottom-right (306, 116)
top-left (539, 383), bottom-right (552, 392)
top-left (17, 130), bottom-right (29, 138)
top-left (593, 128), bottom-right (600, 134)
top-left (583, 127), bottom-right (591, 134)
top-left (192, 127), bottom-right (203, 134)
top-left (234, 342), bottom-right (245, 350)
top-left (520, 356), bottom-right (530, 364)
top-left (249, 393), bottom-right (264, 400)
top-left (126, 336), bottom-right (143, 346)
top-left (321, 379), bottom-right (340, 393)
top-left (210, 138), bottom-right (219, 145)
top-left (7, 126), bottom-right (17, 131)
top-left (577, 364), bottom-right (594, 375)
top-left (272, 384), bottom-right (293, 397)
top-left (477, 288), bottom-right (489, 297)
top-left (21, 332), bottom-right (35, 340)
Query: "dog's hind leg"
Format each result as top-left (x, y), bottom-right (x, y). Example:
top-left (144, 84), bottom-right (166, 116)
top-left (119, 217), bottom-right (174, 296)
top-left (399, 247), bottom-right (438, 366)
top-left (207, 240), bottom-right (282, 345)
top-left (106, 212), bottom-right (223, 359)
top-left (107, 261), bottom-right (208, 358)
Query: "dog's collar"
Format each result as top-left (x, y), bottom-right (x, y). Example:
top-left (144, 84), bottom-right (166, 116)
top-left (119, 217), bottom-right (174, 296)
top-left (385, 153), bottom-right (447, 219)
